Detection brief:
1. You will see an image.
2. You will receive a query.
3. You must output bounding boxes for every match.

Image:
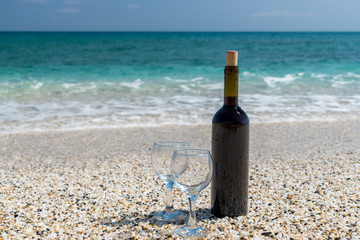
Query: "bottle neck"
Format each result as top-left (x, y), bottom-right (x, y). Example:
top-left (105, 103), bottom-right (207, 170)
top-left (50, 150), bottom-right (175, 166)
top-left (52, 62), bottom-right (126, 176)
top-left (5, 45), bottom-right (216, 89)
top-left (224, 66), bottom-right (239, 106)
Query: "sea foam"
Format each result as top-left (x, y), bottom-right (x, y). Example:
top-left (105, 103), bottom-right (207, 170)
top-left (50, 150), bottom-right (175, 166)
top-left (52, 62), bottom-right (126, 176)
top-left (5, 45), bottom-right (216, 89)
top-left (30, 82), bottom-right (43, 89)
top-left (1, 93), bottom-right (360, 133)
top-left (264, 74), bottom-right (299, 88)
top-left (119, 79), bottom-right (144, 89)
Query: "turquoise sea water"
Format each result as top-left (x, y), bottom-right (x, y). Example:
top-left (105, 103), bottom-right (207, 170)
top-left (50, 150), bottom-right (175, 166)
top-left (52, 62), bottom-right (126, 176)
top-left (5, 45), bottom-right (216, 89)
top-left (1, 32), bottom-right (360, 132)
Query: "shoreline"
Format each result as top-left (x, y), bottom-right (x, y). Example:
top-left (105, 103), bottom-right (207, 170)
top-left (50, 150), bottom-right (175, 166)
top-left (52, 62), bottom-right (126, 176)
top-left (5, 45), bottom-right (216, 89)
top-left (1, 117), bottom-right (360, 135)
top-left (1, 120), bottom-right (359, 238)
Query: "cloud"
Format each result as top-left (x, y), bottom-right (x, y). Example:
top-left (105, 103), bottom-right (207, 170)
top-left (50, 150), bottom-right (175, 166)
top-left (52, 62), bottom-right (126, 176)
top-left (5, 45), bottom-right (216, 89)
top-left (251, 10), bottom-right (318, 18)
top-left (64, 0), bottom-right (80, 5)
top-left (57, 8), bottom-right (80, 14)
top-left (23, 0), bottom-right (48, 3)
top-left (128, 4), bottom-right (140, 9)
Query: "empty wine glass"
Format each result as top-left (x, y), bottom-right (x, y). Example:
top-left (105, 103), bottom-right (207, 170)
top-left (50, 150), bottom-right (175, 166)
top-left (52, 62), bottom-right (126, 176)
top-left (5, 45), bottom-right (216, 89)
top-left (170, 149), bottom-right (213, 238)
top-left (151, 141), bottom-right (188, 221)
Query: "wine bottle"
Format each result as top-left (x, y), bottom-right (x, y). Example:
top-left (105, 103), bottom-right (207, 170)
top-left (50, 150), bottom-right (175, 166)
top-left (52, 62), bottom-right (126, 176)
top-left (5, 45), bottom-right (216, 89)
top-left (211, 51), bottom-right (250, 217)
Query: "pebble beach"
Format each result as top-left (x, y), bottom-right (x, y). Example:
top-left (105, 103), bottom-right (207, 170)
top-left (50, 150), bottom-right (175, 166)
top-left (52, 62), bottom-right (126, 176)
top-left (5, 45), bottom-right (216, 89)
top-left (0, 121), bottom-right (359, 239)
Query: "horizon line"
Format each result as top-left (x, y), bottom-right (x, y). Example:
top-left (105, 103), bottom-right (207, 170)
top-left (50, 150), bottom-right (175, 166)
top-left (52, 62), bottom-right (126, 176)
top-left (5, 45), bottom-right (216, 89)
top-left (1, 30), bottom-right (360, 33)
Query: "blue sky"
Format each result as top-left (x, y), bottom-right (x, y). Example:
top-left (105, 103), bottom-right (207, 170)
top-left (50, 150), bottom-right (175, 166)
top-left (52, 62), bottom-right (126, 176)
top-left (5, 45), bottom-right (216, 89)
top-left (1, 0), bottom-right (360, 31)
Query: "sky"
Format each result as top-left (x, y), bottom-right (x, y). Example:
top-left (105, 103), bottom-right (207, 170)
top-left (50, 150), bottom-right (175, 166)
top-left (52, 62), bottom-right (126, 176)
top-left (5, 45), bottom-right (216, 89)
top-left (1, 0), bottom-right (360, 31)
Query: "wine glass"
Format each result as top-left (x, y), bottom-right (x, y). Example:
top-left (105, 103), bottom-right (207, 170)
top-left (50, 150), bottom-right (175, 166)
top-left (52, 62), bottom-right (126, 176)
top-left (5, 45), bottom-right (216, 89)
top-left (170, 149), bottom-right (213, 238)
top-left (151, 141), bottom-right (188, 221)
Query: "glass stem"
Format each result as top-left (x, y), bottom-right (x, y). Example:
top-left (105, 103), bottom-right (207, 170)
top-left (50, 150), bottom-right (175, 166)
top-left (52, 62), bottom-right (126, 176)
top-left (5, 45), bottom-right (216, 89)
top-left (165, 182), bottom-right (174, 211)
top-left (187, 195), bottom-right (198, 228)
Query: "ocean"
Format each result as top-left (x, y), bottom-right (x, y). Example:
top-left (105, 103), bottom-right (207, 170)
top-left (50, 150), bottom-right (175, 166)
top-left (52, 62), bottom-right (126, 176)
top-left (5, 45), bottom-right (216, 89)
top-left (1, 32), bottom-right (360, 133)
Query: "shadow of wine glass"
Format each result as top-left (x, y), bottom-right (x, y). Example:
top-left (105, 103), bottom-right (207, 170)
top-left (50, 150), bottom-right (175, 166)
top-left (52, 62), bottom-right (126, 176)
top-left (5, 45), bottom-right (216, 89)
top-left (98, 208), bottom-right (216, 239)
top-left (99, 207), bottom-right (214, 228)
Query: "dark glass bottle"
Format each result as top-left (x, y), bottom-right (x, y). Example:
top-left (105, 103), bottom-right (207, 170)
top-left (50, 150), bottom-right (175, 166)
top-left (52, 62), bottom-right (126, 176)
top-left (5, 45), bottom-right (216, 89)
top-left (211, 51), bottom-right (250, 217)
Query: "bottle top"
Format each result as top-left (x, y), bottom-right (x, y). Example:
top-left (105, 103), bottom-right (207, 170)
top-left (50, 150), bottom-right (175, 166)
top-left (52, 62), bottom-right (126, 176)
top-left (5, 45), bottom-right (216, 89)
top-left (226, 51), bottom-right (238, 67)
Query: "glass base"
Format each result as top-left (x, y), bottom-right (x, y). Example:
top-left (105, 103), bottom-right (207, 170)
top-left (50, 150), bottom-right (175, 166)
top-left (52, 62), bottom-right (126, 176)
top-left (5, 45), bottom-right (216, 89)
top-left (153, 209), bottom-right (187, 222)
top-left (175, 225), bottom-right (210, 238)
